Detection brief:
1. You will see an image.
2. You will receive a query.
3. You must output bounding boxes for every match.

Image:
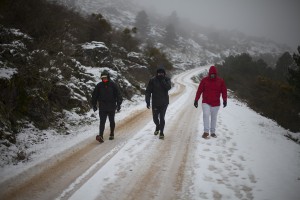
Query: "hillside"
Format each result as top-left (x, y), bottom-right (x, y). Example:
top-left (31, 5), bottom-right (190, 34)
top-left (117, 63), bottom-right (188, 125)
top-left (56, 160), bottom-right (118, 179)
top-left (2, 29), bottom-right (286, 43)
top-left (61, 0), bottom-right (291, 67)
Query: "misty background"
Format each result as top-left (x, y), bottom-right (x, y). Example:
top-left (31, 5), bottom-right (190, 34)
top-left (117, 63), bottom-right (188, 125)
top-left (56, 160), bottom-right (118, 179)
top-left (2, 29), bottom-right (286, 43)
top-left (135, 0), bottom-right (300, 50)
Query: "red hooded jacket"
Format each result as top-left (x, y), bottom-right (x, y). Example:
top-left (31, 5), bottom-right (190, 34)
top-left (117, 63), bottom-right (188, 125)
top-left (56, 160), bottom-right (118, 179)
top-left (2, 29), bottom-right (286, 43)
top-left (195, 66), bottom-right (227, 107)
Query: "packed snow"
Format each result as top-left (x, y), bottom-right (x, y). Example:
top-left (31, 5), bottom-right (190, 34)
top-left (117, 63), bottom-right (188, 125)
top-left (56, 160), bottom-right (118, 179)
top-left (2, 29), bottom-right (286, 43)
top-left (81, 41), bottom-right (108, 50)
top-left (0, 67), bottom-right (18, 79)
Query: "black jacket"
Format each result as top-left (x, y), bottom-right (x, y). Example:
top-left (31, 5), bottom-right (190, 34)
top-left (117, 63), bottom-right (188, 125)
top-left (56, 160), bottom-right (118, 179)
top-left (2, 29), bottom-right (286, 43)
top-left (92, 80), bottom-right (122, 111)
top-left (145, 76), bottom-right (171, 107)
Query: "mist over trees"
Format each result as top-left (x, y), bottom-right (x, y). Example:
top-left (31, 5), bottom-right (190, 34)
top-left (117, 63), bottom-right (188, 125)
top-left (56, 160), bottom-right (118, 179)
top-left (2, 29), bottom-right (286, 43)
top-left (274, 52), bottom-right (294, 81)
top-left (287, 47), bottom-right (300, 99)
top-left (163, 11), bottom-right (179, 46)
top-left (167, 11), bottom-right (179, 28)
top-left (134, 9), bottom-right (179, 46)
top-left (134, 10), bottom-right (150, 38)
top-left (164, 24), bottom-right (177, 46)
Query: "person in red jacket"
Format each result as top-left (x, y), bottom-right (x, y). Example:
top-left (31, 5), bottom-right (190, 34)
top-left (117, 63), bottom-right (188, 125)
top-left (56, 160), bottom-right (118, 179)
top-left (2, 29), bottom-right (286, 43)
top-left (194, 66), bottom-right (227, 139)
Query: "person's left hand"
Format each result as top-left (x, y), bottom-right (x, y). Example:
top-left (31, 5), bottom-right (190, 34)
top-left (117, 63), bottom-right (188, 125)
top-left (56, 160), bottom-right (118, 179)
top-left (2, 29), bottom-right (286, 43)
top-left (117, 105), bottom-right (121, 112)
top-left (223, 101), bottom-right (227, 108)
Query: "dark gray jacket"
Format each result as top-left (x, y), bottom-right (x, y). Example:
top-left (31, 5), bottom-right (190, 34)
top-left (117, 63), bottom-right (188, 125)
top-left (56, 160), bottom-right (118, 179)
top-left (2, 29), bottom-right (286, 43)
top-left (145, 76), bottom-right (171, 107)
top-left (92, 80), bottom-right (122, 111)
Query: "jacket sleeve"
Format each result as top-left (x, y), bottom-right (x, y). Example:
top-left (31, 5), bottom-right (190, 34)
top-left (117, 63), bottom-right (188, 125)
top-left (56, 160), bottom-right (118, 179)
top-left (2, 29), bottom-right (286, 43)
top-left (112, 82), bottom-right (123, 106)
top-left (116, 84), bottom-right (123, 106)
top-left (221, 79), bottom-right (227, 102)
top-left (160, 77), bottom-right (172, 91)
top-left (195, 80), bottom-right (204, 102)
top-left (145, 79), bottom-right (153, 105)
top-left (91, 84), bottom-right (99, 108)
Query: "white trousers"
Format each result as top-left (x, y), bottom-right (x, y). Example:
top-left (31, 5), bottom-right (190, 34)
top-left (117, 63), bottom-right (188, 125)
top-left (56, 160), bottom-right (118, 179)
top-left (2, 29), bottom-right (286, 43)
top-left (202, 103), bottom-right (220, 133)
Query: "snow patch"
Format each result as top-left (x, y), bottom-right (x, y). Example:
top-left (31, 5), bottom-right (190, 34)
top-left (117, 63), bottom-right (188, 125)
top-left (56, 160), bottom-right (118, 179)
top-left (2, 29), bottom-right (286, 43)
top-left (0, 67), bottom-right (18, 79)
top-left (81, 41), bottom-right (108, 50)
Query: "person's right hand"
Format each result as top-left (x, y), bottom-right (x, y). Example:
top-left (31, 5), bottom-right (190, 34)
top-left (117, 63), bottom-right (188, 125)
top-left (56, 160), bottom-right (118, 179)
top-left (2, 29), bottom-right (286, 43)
top-left (147, 103), bottom-right (150, 109)
top-left (117, 105), bottom-right (121, 112)
top-left (194, 100), bottom-right (198, 108)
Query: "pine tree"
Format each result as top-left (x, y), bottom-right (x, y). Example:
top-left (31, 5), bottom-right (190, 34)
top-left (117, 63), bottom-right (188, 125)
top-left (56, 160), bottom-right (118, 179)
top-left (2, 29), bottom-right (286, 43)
top-left (167, 11), bottom-right (179, 28)
top-left (87, 13), bottom-right (112, 42)
top-left (119, 28), bottom-right (139, 52)
top-left (164, 24), bottom-right (177, 46)
top-left (145, 46), bottom-right (173, 75)
top-left (275, 52), bottom-right (294, 81)
top-left (287, 46), bottom-right (300, 98)
top-left (135, 10), bottom-right (149, 38)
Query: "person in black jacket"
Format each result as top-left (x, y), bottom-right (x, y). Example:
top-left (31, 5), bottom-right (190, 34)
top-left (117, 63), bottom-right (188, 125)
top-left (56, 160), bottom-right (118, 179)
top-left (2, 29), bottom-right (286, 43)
top-left (92, 70), bottom-right (122, 143)
top-left (145, 68), bottom-right (172, 139)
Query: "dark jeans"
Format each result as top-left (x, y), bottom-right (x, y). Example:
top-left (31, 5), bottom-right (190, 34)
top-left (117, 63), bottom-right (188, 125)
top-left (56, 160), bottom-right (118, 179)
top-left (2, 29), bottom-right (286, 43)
top-left (99, 111), bottom-right (115, 136)
top-left (152, 105), bottom-right (168, 133)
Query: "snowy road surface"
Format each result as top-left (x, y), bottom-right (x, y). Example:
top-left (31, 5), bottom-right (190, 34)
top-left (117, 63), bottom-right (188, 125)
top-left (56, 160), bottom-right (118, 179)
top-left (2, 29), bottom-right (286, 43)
top-left (1, 66), bottom-right (300, 200)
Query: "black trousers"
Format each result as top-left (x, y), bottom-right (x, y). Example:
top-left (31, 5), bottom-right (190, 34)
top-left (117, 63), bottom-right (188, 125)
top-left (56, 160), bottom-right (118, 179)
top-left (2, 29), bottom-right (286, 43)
top-left (99, 111), bottom-right (115, 136)
top-left (152, 105), bottom-right (168, 133)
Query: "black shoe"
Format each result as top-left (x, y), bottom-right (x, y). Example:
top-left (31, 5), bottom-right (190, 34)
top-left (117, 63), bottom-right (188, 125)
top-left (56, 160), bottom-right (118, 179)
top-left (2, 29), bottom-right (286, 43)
top-left (96, 135), bottom-right (104, 143)
top-left (109, 135), bottom-right (114, 140)
top-left (211, 133), bottom-right (217, 138)
top-left (159, 133), bottom-right (164, 139)
top-left (154, 130), bottom-right (159, 135)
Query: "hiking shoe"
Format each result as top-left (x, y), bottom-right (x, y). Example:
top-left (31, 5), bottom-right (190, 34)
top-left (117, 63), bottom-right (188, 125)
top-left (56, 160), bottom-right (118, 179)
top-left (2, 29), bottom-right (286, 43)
top-left (109, 135), bottom-right (114, 140)
top-left (154, 130), bottom-right (160, 135)
top-left (159, 133), bottom-right (164, 139)
top-left (211, 133), bottom-right (217, 138)
top-left (202, 132), bottom-right (209, 139)
top-left (96, 135), bottom-right (104, 143)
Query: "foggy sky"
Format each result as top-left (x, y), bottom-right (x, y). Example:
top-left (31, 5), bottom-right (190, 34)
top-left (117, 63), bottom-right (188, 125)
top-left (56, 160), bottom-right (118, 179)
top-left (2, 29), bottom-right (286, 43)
top-left (136, 0), bottom-right (300, 51)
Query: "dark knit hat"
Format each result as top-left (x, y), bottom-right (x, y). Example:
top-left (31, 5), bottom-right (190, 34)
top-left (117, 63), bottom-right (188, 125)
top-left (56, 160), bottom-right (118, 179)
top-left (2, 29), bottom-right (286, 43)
top-left (101, 70), bottom-right (109, 78)
top-left (156, 68), bottom-right (166, 75)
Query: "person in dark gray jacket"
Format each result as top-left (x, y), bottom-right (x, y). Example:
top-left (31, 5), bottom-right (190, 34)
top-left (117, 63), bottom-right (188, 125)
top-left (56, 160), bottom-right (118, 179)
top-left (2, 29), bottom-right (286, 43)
top-left (92, 70), bottom-right (122, 143)
top-left (145, 68), bottom-right (172, 139)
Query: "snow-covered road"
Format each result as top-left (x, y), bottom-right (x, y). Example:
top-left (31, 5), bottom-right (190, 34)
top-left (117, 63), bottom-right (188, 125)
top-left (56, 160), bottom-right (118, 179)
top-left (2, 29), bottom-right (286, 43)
top-left (58, 67), bottom-right (205, 200)
top-left (1, 66), bottom-right (299, 200)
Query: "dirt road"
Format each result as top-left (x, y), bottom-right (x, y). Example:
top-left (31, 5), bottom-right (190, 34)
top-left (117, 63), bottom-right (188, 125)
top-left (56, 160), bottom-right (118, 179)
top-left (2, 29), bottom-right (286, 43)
top-left (0, 67), bottom-right (208, 200)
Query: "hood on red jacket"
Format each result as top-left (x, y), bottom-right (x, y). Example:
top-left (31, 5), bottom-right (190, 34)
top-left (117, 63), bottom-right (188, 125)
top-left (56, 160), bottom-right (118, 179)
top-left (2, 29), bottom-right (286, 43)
top-left (208, 66), bottom-right (217, 75)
